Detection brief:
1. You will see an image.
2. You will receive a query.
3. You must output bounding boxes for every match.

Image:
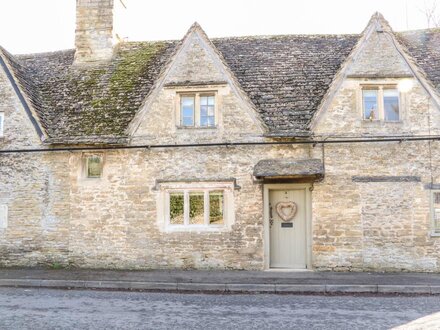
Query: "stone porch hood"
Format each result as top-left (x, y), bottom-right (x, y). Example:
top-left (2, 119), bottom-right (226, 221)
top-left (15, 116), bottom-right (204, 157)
top-left (253, 159), bottom-right (324, 181)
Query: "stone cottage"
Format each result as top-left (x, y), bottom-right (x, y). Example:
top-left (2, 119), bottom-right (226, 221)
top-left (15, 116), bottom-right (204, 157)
top-left (0, 0), bottom-right (440, 271)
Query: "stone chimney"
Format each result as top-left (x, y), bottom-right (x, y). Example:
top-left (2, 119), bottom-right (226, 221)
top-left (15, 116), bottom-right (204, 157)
top-left (74, 0), bottom-right (114, 65)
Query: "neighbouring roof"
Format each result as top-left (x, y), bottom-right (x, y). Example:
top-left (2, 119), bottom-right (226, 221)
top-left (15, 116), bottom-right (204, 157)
top-left (1, 27), bottom-right (440, 144)
top-left (213, 35), bottom-right (358, 136)
top-left (397, 29), bottom-right (440, 91)
top-left (253, 158), bottom-right (324, 180)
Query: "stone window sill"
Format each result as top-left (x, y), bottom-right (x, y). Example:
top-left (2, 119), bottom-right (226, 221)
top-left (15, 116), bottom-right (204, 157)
top-left (164, 225), bottom-right (230, 233)
top-left (430, 232), bottom-right (440, 238)
top-left (361, 120), bottom-right (403, 124)
top-left (176, 126), bottom-right (218, 130)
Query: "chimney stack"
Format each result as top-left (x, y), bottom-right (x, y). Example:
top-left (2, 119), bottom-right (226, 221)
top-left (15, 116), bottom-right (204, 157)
top-left (74, 0), bottom-right (114, 65)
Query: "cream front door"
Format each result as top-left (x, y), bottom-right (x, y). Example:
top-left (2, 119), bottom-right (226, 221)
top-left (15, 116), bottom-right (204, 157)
top-left (269, 189), bottom-right (307, 269)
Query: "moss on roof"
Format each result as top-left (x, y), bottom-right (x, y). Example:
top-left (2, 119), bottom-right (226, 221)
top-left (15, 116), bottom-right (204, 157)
top-left (5, 28), bottom-right (440, 144)
top-left (17, 41), bottom-right (177, 140)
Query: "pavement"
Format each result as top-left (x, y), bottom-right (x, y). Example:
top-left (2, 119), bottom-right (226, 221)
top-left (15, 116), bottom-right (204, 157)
top-left (1, 268), bottom-right (440, 294)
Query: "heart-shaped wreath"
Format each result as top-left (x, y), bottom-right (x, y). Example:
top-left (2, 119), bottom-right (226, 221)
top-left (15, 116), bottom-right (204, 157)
top-left (276, 202), bottom-right (297, 222)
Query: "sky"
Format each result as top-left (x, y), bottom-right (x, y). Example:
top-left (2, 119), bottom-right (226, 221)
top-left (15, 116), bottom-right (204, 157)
top-left (0, 0), bottom-right (437, 54)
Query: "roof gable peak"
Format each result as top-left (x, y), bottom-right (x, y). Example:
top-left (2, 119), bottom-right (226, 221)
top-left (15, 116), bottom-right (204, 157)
top-left (126, 21), bottom-right (266, 136)
top-left (364, 11), bottom-right (393, 34)
top-left (182, 22), bottom-right (210, 42)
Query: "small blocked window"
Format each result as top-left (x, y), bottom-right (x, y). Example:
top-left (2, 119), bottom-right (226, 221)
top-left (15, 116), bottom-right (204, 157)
top-left (362, 86), bottom-right (400, 122)
top-left (178, 93), bottom-right (216, 128)
top-left (86, 155), bottom-right (103, 178)
top-left (0, 113), bottom-right (4, 137)
top-left (431, 191), bottom-right (440, 235)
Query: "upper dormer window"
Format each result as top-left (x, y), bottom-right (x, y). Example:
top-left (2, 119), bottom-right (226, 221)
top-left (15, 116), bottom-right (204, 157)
top-left (362, 86), bottom-right (400, 122)
top-left (179, 93), bottom-right (216, 128)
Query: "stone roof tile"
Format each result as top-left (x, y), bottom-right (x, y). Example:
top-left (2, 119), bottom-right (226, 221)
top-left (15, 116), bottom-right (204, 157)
top-left (397, 29), bottom-right (440, 91)
top-left (2, 29), bottom-right (439, 144)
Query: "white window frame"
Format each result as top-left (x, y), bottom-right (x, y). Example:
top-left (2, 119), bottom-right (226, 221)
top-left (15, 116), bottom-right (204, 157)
top-left (0, 112), bottom-right (4, 137)
top-left (176, 92), bottom-right (218, 128)
top-left (157, 181), bottom-right (235, 232)
top-left (361, 85), bottom-right (401, 122)
top-left (430, 190), bottom-right (440, 236)
top-left (0, 205), bottom-right (8, 229)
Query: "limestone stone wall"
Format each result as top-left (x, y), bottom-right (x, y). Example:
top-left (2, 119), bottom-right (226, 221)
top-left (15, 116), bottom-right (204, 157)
top-left (0, 152), bottom-right (71, 267)
top-left (314, 78), bottom-right (440, 137)
top-left (0, 145), bottom-right (309, 269)
top-left (310, 27), bottom-right (440, 271)
top-left (311, 142), bottom-right (440, 272)
top-left (66, 146), bottom-right (308, 269)
top-left (347, 29), bottom-right (412, 78)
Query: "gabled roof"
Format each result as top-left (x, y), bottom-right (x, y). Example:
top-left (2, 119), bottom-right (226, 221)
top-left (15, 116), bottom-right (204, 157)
top-left (0, 47), bottom-right (47, 140)
top-left (2, 20), bottom-right (440, 144)
top-left (12, 34), bottom-right (358, 142)
top-left (127, 23), bottom-right (267, 136)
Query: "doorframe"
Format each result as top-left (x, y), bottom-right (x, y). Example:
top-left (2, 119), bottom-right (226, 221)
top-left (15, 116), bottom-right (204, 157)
top-left (263, 183), bottom-right (312, 270)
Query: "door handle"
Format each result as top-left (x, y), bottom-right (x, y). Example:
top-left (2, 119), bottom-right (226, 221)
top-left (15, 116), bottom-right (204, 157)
top-left (269, 203), bottom-right (274, 227)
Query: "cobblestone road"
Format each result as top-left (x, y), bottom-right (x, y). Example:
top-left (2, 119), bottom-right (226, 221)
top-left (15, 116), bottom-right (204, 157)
top-left (0, 288), bottom-right (439, 329)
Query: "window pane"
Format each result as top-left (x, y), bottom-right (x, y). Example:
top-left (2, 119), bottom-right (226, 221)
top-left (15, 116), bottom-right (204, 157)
top-left (363, 90), bottom-right (378, 120)
top-left (182, 116), bottom-right (194, 126)
top-left (384, 89), bottom-right (399, 122)
top-left (434, 208), bottom-right (440, 233)
top-left (170, 193), bottom-right (184, 225)
top-left (435, 192), bottom-right (440, 205)
top-left (200, 96), bottom-right (215, 127)
top-left (200, 105), bottom-right (208, 117)
top-left (200, 116), bottom-right (208, 127)
top-left (189, 192), bottom-right (204, 224)
top-left (87, 156), bottom-right (102, 178)
top-left (207, 117), bottom-right (215, 127)
top-left (183, 107), bottom-right (194, 118)
top-left (209, 191), bottom-right (224, 225)
top-left (182, 96), bottom-right (194, 107)
top-left (181, 96), bottom-right (194, 126)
